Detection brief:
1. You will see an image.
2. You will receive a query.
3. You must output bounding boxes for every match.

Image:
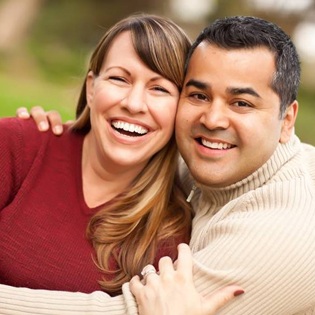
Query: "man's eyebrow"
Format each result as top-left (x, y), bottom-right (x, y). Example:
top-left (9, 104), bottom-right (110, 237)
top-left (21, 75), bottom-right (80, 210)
top-left (184, 80), bottom-right (261, 99)
top-left (185, 79), bottom-right (209, 90)
top-left (227, 87), bottom-right (261, 98)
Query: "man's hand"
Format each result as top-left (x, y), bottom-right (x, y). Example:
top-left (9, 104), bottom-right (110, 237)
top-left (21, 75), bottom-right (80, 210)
top-left (16, 106), bottom-right (67, 135)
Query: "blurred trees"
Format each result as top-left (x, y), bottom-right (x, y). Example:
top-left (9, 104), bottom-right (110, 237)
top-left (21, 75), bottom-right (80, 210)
top-left (0, 0), bottom-right (42, 52)
top-left (0, 0), bottom-right (314, 85)
top-left (29, 0), bottom-right (168, 52)
top-left (0, 0), bottom-right (168, 81)
top-left (0, 0), bottom-right (313, 143)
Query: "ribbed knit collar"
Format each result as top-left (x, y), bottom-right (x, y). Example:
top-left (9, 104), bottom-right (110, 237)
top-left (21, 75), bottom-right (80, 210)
top-left (194, 134), bottom-right (301, 207)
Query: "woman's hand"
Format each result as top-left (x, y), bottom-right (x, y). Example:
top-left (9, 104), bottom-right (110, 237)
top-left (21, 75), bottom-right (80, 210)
top-left (130, 243), bottom-right (244, 315)
top-left (16, 106), bottom-right (66, 135)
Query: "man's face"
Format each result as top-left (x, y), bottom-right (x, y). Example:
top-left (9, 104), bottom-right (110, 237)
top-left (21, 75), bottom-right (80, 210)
top-left (176, 43), bottom-right (297, 187)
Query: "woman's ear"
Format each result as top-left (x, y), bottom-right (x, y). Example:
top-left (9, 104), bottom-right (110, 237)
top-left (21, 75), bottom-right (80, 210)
top-left (86, 71), bottom-right (95, 108)
top-left (280, 100), bottom-right (298, 143)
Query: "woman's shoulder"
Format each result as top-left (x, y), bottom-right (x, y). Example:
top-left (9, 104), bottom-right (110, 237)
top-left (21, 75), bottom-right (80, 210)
top-left (0, 117), bottom-right (83, 164)
top-left (0, 117), bottom-right (52, 167)
top-left (0, 118), bottom-right (47, 205)
top-left (0, 117), bottom-right (76, 145)
top-left (0, 117), bottom-right (41, 139)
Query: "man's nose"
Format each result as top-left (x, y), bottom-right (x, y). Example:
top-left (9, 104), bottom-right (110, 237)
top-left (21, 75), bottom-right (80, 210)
top-left (200, 102), bottom-right (230, 130)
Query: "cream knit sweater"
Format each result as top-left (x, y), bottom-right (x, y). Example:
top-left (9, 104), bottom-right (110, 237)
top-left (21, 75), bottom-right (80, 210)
top-left (1, 135), bottom-right (315, 315)
top-left (179, 135), bottom-right (315, 314)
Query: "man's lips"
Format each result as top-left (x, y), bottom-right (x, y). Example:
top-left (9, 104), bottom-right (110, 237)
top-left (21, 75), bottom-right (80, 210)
top-left (196, 137), bottom-right (236, 150)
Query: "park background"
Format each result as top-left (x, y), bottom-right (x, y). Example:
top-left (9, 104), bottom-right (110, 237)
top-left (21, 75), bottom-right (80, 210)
top-left (0, 0), bottom-right (314, 145)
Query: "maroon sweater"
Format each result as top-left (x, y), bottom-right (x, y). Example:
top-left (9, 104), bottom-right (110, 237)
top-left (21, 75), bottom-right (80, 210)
top-left (0, 118), bottom-right (105, 293)
top-left (0, 118), bottom-right (183, 294)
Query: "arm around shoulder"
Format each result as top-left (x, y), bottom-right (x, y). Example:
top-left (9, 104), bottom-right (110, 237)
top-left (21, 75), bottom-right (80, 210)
top-left (0, 284), bottom-right (138, 315)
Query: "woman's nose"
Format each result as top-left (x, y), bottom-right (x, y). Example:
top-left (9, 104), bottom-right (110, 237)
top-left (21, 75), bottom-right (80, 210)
top-left (121, 85), bottom-right (147, 113)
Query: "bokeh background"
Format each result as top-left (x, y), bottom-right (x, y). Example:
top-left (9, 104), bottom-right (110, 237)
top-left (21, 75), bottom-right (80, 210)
top-left (0, 0), bottom-right (314, 144)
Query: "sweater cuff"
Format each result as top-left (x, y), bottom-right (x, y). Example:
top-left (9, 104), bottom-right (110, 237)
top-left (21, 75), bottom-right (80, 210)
top-left (0, 284), bottom-right (129, 314)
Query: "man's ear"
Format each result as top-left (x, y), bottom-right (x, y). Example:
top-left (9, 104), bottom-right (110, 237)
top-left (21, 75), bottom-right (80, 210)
top-left (86, 71), bottom-right (95, 108)
top-left (280, 100), bottom-right (298, 143)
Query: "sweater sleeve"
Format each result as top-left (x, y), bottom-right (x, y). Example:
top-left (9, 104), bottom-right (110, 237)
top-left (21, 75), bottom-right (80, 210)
top-left (0, 283), bottom-right (138, 314)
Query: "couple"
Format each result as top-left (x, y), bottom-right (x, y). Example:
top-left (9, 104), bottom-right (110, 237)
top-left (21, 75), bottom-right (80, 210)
top-left (2, 13), bottom-right (315, 315)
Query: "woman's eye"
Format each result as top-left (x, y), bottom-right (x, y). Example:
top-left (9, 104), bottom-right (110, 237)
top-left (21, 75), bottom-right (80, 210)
top-left (153, 86), bottom-right (169, 94)
top-left (109, 76), bottom-right (126, 83)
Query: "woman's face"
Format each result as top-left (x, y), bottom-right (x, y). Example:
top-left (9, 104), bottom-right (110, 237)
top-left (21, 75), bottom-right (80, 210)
top-left (86, 31), bottom-right (179, 172)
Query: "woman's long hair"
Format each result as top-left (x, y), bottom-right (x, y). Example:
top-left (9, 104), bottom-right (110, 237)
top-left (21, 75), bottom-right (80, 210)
top-left (71, 14), bottom-right (192, 295)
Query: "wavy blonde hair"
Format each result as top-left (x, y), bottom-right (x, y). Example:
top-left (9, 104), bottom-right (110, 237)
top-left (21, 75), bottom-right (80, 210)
top-left (71, 14), bottom-right (192, 295)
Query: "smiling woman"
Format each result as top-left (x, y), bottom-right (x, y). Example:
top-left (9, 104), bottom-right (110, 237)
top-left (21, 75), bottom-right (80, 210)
top-left (0, 12), bottom-right (192, 300)
top-left (82, 31), bottom-right (179, 174)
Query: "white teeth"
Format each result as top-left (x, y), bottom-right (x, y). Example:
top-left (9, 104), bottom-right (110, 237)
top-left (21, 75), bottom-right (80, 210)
top-left (112, 121), bottom-right (148, 135)
top-left (201, 139), bottom-right (232, 150)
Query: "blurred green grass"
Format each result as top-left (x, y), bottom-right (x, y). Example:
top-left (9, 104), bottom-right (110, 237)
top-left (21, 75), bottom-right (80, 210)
top-left (0, 72), bottom-right (76, 120)
top-left (0, 72), bottom-right (314, 146)
top-left (295, 88), bottom-right (315, 146)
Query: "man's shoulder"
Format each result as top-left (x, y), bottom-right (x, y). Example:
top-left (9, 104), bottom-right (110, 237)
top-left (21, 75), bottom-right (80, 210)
top-left (301, 142), bottom-right (315, 185)
top-left (301, 142), bottom-right (315, 156)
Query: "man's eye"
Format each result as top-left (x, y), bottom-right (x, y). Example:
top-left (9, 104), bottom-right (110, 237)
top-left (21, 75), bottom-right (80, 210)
top-left (190, 93), bottom-right (208, 101)
top-left (235, 101), bottom-right (251, 107)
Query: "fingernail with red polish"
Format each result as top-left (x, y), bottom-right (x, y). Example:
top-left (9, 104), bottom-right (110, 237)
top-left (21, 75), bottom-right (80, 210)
top-left (234, 290), bottom-right (245, 297)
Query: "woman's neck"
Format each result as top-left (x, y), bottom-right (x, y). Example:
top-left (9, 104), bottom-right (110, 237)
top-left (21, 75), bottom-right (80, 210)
top-left (81, 133), bottom-right (146, 208)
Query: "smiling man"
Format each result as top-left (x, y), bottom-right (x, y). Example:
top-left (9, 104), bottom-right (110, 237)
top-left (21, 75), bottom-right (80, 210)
top-left (177, 44), bottom-right (293, 187)
top-left (172, 15), bottom-right (315, 314)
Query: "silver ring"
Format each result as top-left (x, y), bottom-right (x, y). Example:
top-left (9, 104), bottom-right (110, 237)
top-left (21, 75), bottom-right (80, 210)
top-left (141, 264), bottom-right (157, 280)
